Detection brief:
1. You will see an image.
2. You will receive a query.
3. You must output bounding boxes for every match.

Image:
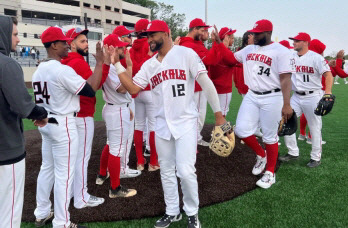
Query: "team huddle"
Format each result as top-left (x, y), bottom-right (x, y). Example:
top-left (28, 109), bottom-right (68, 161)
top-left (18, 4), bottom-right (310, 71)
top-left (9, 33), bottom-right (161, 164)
top-left (3, 14), bottom-right (344, 228)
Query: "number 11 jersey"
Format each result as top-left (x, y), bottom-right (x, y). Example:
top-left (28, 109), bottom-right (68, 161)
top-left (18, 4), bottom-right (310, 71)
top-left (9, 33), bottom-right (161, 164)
top-left (234, 42), bottom-right (294, 92)
top-left (32, 59), bottom-right (86, 115)
top-left (133, 45), bottom-right (207, 140)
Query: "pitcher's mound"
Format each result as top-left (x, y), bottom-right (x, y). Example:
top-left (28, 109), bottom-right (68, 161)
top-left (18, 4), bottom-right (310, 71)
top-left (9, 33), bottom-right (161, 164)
top-left (22, 122), bottom-right (268, 223)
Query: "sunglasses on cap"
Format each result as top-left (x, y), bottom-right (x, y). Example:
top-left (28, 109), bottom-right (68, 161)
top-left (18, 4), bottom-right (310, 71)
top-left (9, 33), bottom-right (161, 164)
top-left (122, 34), bottom-right (132, 38)
top-left (222, 28), bottom-right (234, 38)
top-left (69, 27), bottom-right (85, 38)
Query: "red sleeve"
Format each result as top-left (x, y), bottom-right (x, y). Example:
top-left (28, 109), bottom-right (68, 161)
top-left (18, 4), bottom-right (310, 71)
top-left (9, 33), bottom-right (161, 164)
top-left (220, 45), bottom-right (239, 66)
top-left (201, 42), bottom-right (226, 66)
top-left (99, 64), bottom-right (110, 88)
top-left (66, 58), bottom-right (92, 80)
top-left (333, 59), bottom-right (348, 78)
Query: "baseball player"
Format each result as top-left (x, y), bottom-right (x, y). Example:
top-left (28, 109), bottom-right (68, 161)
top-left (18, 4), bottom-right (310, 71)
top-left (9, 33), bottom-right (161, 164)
top-left (97, 25), bottom-right (141, 178)
top-left (61, 27), bottom-right (108, 209)
top-left (279, 33), bottom-right (333, 168)
top-left (111, 20), bottom-right (227, 228)
top-left (224, 19), bottom-right (294, 188)
top-left (0, 15), bottom-right (48, 228)
top-left (96, 34), bottom-right (137, 197)
top-left (210, 27), bottom-right (237, 117)
top-left (33, 26), bottom-right (108, 228)
top-left (179, 18), bottom-right (225, 147)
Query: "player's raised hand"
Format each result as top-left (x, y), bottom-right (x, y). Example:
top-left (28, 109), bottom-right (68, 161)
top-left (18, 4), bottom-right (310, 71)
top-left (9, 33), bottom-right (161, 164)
top-left (337, 50), bottom-right (345, 59)
top-left (282, 104), bottom-right (293, 122)
top-left (212, 25), bottom-right (222, 44)
top-left (125, 49), bottom-right (132, 67)
top-left (103, 44), bottom-right (112, 65)
top-left (174, 36), bottom-right (181, 45)
top-left (223, 35), bottom-right (229, 47)
top-left (93, 41), bottom-right (104, 64)
top-left (328, 59), bottom-right (336, 67)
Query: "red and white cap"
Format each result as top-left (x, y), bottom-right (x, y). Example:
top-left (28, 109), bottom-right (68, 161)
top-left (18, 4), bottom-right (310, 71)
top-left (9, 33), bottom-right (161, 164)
top-left (219, 27), bottom-right (237, 40)
top-left (103, 34), bottom-right (129, 47)
top-left (41, 26), bottom-right (73, 44)
top-left (279, 40), bottom-right (293, 49)
top-left (141, 20), bottom-right (170, 35)
top-left (112, 25), bottom-right (134, 36)
top-left (65, 27), bottom-right (88, 44)
top-left (135, 19), bottom-right (150, 33)
top-left (289, 32), bottom-right (311, 42)
top-left (248, 19), bottom-right (273, 33)
top-left (189, 18), bottom-right (210, 29)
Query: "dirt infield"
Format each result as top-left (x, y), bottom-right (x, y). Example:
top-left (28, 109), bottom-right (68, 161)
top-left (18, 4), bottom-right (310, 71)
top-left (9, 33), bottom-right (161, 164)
top-left (22, 122), bottom-right (270, 223)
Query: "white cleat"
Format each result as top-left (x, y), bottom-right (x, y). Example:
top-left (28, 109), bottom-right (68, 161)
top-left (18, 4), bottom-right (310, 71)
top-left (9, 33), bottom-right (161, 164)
top-left (306, 138), bottom-right (312, 144)
top-left (120, 168), bottom-right (141, 178)
top-left (83, 195), bottom-right (105, 208)
top-left (256, 171), bottom-right (276, 189)
top-left (252, 155), bottom-right (267, 175)
top-left (298, 134), bottom-right (307, 141)
top-left (334, 81), bottom-right (340, 85)
top-left (197, 139), bottom-right (210, 147)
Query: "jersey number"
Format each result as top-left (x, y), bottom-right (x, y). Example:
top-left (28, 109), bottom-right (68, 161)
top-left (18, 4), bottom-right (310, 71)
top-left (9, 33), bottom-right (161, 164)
top-left (303, 74), bottom-right (310, 82)
top-left (172, 84), bottom-right (185, 97)
top-left (257, 66), bottom-right (271, 77)
top-left (33, 82), bottom-right (50, 104)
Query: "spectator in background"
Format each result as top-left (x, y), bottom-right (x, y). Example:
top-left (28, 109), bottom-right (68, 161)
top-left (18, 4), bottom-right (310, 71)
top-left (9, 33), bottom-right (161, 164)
top-left (21, 46), bottom-right (25, 58)
top-left (36, 49), bottom-right (40, 60)
top-left (31, 46), bottom-right (36, 59)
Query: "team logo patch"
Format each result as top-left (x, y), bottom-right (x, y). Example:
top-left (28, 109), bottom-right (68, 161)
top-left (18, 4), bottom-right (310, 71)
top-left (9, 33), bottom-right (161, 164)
top-left (253, 23), bottom-right (258, 29)
top-left (147, 22), bottom-right (152, 30)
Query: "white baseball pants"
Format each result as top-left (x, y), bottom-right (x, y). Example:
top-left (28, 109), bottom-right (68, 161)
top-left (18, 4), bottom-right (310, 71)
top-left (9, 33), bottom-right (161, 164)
top-left (284, 91), bottom-right (323, 161)
top-left (102, 104), bottom-right (131, 157)
top-left (0, 159), bottom-right (25, 228)
top-left (155, 122), bottom-right (199, 216)
top-left (235, 91), bottom-right (283, 144)
top-left (121, 99), bottom-right (135, 173)
top-left (193, 91), bottom-right (207, 142)
top-left (218, 93), bottom-right (232, 116)
top-left (134, 90), bottom-right (156, 132)
top-left (73, 116), bottom-right (94, 209)
top-left (35, 115), bottom-right (78, 228)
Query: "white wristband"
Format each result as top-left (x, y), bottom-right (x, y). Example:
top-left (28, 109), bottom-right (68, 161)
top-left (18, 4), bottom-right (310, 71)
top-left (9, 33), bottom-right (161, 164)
top-left (114, 62), bottom-right (126, 75)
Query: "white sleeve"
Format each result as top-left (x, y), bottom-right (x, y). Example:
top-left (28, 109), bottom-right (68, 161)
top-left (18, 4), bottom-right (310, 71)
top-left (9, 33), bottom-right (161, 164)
top-left (234, 48), bottom-right (245, 63)
top-left (58, 66), bottom-right (86, 95)
top-left (316, 56), bottom-right (330, 75)
top-left (277, 49), bottom-right (294, 74)
top-left (133, 63), bottom-right (149, 89)
top-left (188, 49), bottom-right (207, 80)
top-left (107, 65), bottom-right (122, 90)
top-left (196, 72), bottom-right (221, 113)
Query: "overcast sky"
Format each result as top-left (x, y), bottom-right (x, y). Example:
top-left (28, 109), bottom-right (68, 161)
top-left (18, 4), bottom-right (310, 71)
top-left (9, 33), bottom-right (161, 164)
top-left (159, 0), bottom-right (347, 55)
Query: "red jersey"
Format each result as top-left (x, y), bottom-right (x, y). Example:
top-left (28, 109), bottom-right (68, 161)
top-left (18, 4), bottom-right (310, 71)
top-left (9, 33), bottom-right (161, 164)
top-left (179, 37), bottom-right (224, 92)
top-left (61, 52), bottom-right (110, 117)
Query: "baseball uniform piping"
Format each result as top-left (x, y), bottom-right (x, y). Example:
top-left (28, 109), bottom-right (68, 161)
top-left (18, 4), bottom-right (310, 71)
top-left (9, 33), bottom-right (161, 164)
top-left (118, 108), bottom-right (123, 157)
top-left (75, 82), bottom-right (86, 95)
top-left (133, 80), bottom-right (145, 90)
top-left (195, 70), bottom-right (208, 80)
top-left (11, 164), bottom-right (15, 228)
top-left (65, 117), bottom-right (71, 225)
top-left (81, 118), bottom-right (87, 204)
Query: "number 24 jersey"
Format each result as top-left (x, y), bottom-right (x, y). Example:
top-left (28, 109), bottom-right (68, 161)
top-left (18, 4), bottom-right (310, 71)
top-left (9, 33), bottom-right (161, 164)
top-left (133, 45), bottom-right (207, 140)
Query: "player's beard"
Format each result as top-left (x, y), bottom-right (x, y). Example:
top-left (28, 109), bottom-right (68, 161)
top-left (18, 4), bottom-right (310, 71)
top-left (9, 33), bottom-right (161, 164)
top-left (194, 33), bottom-right (200, 41)
top-left (150, 38), bottom-right (163, 52)
top-left (77, 47), bottom-right (89, 56)
top-left (255, 36), bottom-right (267, 46)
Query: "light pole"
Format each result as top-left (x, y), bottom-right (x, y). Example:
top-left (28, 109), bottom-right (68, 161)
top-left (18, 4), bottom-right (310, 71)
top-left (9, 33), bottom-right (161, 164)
top-left (205, 0), bottom-right (208, 24)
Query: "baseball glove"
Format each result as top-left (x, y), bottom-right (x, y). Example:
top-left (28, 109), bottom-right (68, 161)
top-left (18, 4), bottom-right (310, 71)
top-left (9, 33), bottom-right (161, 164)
top-left (209, 122), bottom-right (235, 157)
top-left (314, 94), bottom-right (335, 116)
top-left (278, 111), bottom-right (297, 137)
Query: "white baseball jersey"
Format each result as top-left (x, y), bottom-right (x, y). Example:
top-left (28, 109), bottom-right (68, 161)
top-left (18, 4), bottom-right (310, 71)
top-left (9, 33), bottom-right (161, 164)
top-left (102, 64), bottom-right (132, 105)
top-left (133, 45), bottom-right (207, 140)
top-left (32, 60), bottom-right (86, 114)
top-left (234, 42), bottom-right (294, 92)
top-left (291, 50), bottom-right (330, 91)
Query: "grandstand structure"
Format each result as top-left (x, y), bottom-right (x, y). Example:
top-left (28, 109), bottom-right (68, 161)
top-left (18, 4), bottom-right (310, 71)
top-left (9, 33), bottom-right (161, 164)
top-left (1, 0), bottom-right (151, 68)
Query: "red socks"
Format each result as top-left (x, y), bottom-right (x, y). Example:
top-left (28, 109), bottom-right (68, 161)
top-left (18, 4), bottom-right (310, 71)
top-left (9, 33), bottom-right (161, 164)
top-left (108, 154), bottom-right (120, 190)
top-left (149, 131), bottom-right (158, 166)
top-left (99, 144), bottom-right (110, 176)
top-left (242, 135), bottom-right (266, 157)
top-left (300, 114), bottom-right (307, 136)
top-left (265, 143), bottom-right (278, 173)
top-left (134, 130), bottom-right (145, 165)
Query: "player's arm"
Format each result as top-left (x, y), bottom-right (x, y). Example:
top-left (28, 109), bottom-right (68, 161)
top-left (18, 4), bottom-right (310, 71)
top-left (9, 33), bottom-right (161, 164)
top-left (111, 48), bottom-right (142, 95)
top-left (279, 73), bottom-right (293, 120)
top-left (323, 71), bottom-right (333, 94)
top-left (116, 50), bottom-right (133, 94)
top-left (196, 72), bottom-right (225, 125)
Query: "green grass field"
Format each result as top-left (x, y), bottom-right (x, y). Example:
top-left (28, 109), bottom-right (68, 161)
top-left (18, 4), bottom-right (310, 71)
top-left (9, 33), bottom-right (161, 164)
top-left (22, 84), bottom-right (348, 228)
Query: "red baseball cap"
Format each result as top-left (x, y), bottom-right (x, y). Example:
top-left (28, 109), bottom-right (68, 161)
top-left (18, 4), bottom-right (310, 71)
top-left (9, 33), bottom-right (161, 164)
top-left (66, 27), bottom-right (88, 40)
top-left (41, 26), bottom-right (73, 44)
top-left (141, 20), bottom-right (170, 35)
top-left (112, 25), bottom-right (134, 37)
top-left (279, 40), bottom-right (293, 49)
top-left (309, 39), bottom-right (326, 55)
top-left (289, 32), bottom-right (311, 42)
top-left (248, 19), bottom-right (273, 33)
top-left (219, 27), bottom-right (237, 40)
top-left (135, 19), bottom-right (150, 33)
top-left (103, 34), bottom-right (129, 47)
top-left (189, 18), bottom-right (210, 29)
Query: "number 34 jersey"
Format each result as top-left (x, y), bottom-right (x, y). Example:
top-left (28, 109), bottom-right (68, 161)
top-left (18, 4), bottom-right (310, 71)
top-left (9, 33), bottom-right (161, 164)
top-left (32, 60), bottom-right (86, 115)
top-left (234, 42), bottom-right (294, 92)
top-left (291, 50), bottom-right (330, 92)
top-left (133, 45), bottom-right (207, 140)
